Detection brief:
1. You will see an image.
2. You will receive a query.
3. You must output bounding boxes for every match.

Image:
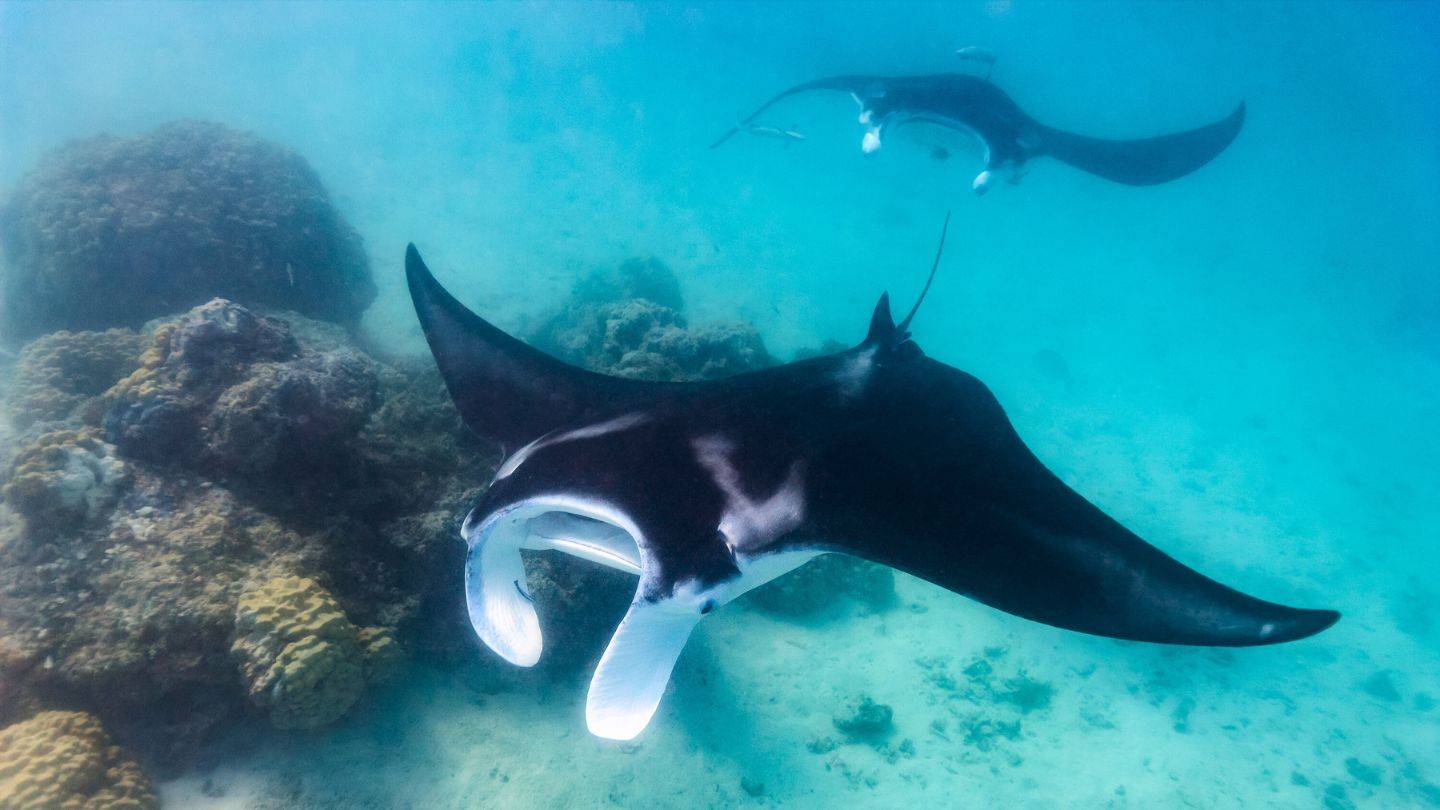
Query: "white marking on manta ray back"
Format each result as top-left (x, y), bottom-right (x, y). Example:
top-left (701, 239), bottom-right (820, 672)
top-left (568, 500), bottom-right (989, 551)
top-left (494, 412), bottom-right (650, 481)
top-left (834, 345), bottom-right (878, 399)
top-left (691, 435), bottom-right (806, 555)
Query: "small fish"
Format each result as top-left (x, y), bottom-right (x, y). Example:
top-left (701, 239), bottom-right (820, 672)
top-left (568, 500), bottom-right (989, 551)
top-left (956, 46), bottom-right (998, 68)
top-left (737, 121), bottom-right (807, 143)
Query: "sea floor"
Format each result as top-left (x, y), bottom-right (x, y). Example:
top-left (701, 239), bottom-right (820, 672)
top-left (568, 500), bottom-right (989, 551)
top-left (160, 367), bottom-right (1440, 810)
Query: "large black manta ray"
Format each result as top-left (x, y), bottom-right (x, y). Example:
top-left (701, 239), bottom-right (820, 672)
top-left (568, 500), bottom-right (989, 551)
top-left (711, 72), bottom-right (1246, 194)
top-left (407, 220), bottom-right (1337, 740)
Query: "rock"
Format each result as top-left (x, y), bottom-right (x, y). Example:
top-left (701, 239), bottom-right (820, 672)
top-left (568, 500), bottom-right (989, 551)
top-left (231, 574), bottom-right (393, 730)
top-left (740, 775), bottom-right (766, 797)
top-left (3, 329), bottom-right (147, 429)
top-left (0, 120), bottom-right (375, 339)
top-left (574, 255), bottom-right (684, 312)
top-left (832, 695), bottom-right (894, 740)
top-left (528, 258), bottom-right (773, 382)
top-left (0, 710), bottom-right (157, 809)
top-left (104, 299), bottom-right (380, 485)
top-left (521, 551), bottom-right (634, 678)
top-left (1360, 670), bottom-right (1402, 703)
top-left (204, 350), bottom-right (379, 475)
top-left (1345, 757), bottom-right (1382, 787)
top-left (745, 553), bottom-right (895, 617)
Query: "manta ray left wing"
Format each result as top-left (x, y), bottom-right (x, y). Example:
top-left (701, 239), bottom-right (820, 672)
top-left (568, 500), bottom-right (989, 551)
top-left (807, 350), bottom-right (1339, 647)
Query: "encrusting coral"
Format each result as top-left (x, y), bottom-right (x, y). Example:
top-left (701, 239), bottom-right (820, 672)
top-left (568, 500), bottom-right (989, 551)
top-left (4, 329), bottom-right (147, 429)
top-left (0, 710), bottom-right (157, 809)
top-left (0, 120), bottom-right (375, 340)
top-left (1, 429), bottom-right (126, 537)
top-left (231, 575), bottom-right (398, 729)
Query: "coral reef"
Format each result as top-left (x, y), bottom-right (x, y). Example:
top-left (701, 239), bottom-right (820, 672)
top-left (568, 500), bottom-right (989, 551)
top-left (232, 575), bottom-right (396, 729)
top-left (1, 429), bottom-right (126, 536)
top-left (4, 329), bottom-right (147, 429)
top-left (104, 298), bottom-right (379, 482)
top-left (0, 299), bottom-right (488, 770)
top-left (528, 256), bottom-right (773, 381)
top-left (0, 710), bottom-right (157, 809)
top-left (0, 120), bottom-right (374, 340)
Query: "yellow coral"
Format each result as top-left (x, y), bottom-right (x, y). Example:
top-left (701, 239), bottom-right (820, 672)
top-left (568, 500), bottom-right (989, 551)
top-left (231, 575), bottom-right (396, 730)
top-left (103, 323), bottom-right (175, 405)
top-left (5, 330), bottom-right (146, 428)
top-left (357, 625), bottom-right (402, 684)
top-left (0, 710), bottom-right (157, 809)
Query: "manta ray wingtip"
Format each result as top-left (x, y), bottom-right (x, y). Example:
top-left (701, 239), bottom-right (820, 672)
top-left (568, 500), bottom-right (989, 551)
top-left (1263, 607), bottom-right (1340, 645)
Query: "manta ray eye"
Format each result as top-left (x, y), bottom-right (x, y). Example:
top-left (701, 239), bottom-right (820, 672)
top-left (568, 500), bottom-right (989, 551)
top-left (896, 340), bottom-right (923, 360)
top-left (699, 600), bottom-right (717, 615)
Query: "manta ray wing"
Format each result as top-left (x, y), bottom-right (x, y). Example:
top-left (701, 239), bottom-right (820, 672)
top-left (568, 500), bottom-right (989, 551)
top-left (1035, 103), bottom-right (1247, 186)
top-left (406, 244), bottom-right (680, 452)
top-left (807, 352), bottom-right (1338, 646)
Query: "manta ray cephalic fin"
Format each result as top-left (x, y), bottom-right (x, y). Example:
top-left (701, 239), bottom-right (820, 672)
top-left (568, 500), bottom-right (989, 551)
top-left (586, 598), bottom-right (701, 741)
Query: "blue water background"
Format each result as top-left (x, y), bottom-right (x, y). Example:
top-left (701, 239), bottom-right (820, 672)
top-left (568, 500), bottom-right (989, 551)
top-left (2, 2), bottom-right (1438, 806)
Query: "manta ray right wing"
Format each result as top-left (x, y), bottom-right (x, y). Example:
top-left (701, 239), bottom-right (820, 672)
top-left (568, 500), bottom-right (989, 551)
top-left (1033, 103), bottom-right (1246, 186)
top-left (407, 245), bottom-right (680, 451)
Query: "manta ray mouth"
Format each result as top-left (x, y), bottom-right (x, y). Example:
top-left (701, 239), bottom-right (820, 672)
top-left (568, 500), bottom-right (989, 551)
top-left (463, 495), bottom-right (645, 668)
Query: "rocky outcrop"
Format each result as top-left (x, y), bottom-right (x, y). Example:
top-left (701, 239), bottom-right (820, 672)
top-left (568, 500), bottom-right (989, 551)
top-left (0, 299), bottom-right (487, 771)
top-left (528, 256), bottom-right (773, 381)
top-left (0, 120), bottom-right (375, 339)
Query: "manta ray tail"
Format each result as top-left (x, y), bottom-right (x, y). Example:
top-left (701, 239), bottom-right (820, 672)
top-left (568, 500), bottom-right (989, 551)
top-left (406, 245), bottom-right (670, 451)
top-left (1034, 102), bottom-right (1245, 186)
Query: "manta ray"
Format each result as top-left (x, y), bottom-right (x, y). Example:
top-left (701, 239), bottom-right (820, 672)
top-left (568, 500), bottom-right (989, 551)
top-left (406, 222), bottom-right (1336, 741)
top-left (711, 73), bottom-right (1246, 194)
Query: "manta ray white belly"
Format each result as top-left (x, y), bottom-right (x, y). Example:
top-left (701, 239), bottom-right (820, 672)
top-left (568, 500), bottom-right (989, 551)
top-left (463, 493), bottom-right (819, 740)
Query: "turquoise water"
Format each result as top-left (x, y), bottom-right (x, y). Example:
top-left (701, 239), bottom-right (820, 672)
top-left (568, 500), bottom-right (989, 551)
top-left (3, 1), bottom-right (1438, 807)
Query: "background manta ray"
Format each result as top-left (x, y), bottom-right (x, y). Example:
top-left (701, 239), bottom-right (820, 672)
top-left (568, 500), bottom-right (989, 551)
top-left (711, 73), bottom-right (1246, 194)
top-left (407, 219), bottom-right (1337, 741)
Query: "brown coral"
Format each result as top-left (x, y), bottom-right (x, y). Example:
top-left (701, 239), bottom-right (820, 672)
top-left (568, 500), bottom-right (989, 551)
top-left (4, 329), bottom-right (146, 429)
top-left (231, 575), bottom-right (397, 729)
top-left (0, 119), bottom-right (375, 339)
top-left (0, 710), bottom-right (157, 809)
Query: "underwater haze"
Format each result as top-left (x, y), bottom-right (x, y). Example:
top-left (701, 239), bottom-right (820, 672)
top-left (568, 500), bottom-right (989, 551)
top-left (1, 1), bottom-right (1438, 808)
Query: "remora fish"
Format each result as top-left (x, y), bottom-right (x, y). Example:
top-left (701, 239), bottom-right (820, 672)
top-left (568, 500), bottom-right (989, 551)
top-left (710, 73), bottom-right (1246, 194)
top-left (407, 218), bottom-right (1336, 741)
top-left (738, 121), bottom-right (807, 143)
